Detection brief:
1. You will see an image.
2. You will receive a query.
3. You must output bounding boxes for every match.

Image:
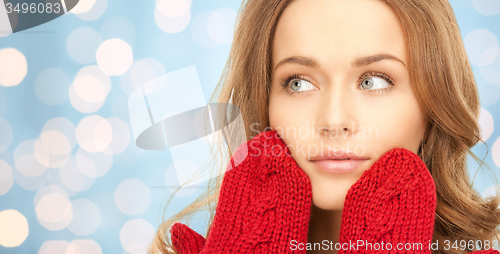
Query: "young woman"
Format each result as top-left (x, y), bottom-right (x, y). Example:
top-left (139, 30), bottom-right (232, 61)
top-left (148, 0), bottom-right (500, 253)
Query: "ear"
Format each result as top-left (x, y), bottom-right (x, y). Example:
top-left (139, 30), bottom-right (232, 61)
top-left (170, 222), bottom-right (206, 254)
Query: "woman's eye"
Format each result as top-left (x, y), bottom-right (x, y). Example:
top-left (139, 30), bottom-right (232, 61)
top-left (289, 79), bottom-right (316, 92)
top-left (359, 76), bottom-right (391, 90)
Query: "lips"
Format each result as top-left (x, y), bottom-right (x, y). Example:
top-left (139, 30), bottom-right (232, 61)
top-left (309, 149), bottom-right (369, 173)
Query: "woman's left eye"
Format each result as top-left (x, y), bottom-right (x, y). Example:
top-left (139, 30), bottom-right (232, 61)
top-left (358, 72), bottom-right (395, 92)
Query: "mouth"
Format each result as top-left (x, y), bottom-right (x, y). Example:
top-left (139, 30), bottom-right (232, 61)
top-left (311, 158), bottom-right (368, 174)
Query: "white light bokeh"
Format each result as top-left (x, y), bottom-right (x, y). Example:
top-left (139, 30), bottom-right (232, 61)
top-left (75, 147), bottom-right (113, 177)
top-left (69, 0), bottom-right (97, 13)
top-left (67, 27), bottom-right (102, 64)
top-left (42, 117), bottom-right (77, 149)
top-left (479, 107), bottom-right (494, 142)
top-left (0, 159), bottom-right (14, 195)
top-left (0, 117), bottom-right (13, 153)
top-left (114, 179), bottom-right (151, 215)
top-left (471, 0), bottom-right (500, 16)
top-left (154, 0), bottom-right (191, 33)
top-left (96, 39), bottom-right (133, 76)
top-left (207, 8), bottom-right (237, 45)
top-left (34, 185), bottom-right (73, 231)
top-left (60, 156), bottom-right (96, 192)
top-left (71, 0), bottom-right (107, 21)
top-left (76, 115), bottom-right (113, 153)
top-left (119, 219), bottom-right (155, 254)
top-left (74, 75), bottom-right (107, 103)
top-left (14, 140), bottom-right (48, 177)
top-left (39, 240), bottom-right (70, 254)
top-left (35, 68), bottom-right (71, 105)
top-left (67, 199), bottom-right (101, 236)
top-left (464, 29), bottom-right (499, 67)
top-left (100, 16), bottom-right (136, 46)
top-left (69, 66), bottom-right (111, 113)
top-left (0, 209), bottom-right (29, 247)
top-left (493, 137), bottom-right (500, 169)
top-left (66, 240), bottom-right (103, 254)
top-left (0, 48), bottom-right (27, 87)
top-left (190, 11), bottom-right (219, 48)
top-left (482, 185), bottom-right (500, 199)
top-left (107, 117), bottom-right (131, 155)
top-left (119, 58), bottom-right (166, 95)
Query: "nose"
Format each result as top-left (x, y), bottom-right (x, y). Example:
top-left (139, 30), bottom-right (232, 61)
top-left (316, 80), bottom-right (359, 138)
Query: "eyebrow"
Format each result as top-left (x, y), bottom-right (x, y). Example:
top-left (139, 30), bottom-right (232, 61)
top-left (273, 53), bottom-right (407, 71)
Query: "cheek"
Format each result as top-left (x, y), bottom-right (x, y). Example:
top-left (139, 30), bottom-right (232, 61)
top-left (365, 99), bottom-right (424, 153)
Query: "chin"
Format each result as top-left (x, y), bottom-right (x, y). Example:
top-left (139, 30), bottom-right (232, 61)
top-left (312, 193), bottom-right (345, 211)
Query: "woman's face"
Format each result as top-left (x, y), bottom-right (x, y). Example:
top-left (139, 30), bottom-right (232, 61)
top-left (269, 0), bottom-right (428, 210)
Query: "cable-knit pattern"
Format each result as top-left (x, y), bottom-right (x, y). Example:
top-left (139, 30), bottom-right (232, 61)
top-left (169, 130), bottom-right (500, 254)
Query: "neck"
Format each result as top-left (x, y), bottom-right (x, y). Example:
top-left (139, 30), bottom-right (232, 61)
top-left (307, 204), bottom-right (343, 254)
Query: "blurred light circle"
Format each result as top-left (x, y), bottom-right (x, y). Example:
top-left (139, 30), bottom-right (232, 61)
top-left (191, 11), bottom-right (218, 48)
top-left (479, 107), bottom-right (494, 142)
top-left (464, 29), bottom-right (499, 67)
top-left (119, 219), bottom-right (155, 254)
top-left (115, 179), bottom-right (151, 215)
top-left (40, 130), bottom-right (71, 156)
top-left (75, 147), bottom-right (113, 177)
top-left (0, 159), bottom-right (14, 195)
top-left (155, 0), bottom-right (191, 5)
top-left (0, 48), bottom-right (27, 87)
top-left (67, 27), bottom-right (102, 64)
top-left (14, 140), bottom-right (48, 177)
top-left (0, 117), bottom-right (13, 153)
top-left (0, 209), bottom-right (29, 247)
top-left (60, 156), bottom-right (96, 192)
top-left (67, 199), bottom-right (101, 236)
top-left (119, 58), bottom-right (166, 95)
top-left (71, 0), bottom-right (107, 21)
top-left (74, 75), bottom-right (107, 103)
top-left (76, 115), bottom-right (113, 153)
top-left (493, 137), bottom-right (500, 169)
top-left (34, 136), bottom-right (71, 168)
top-left (35, 68), bottom-right (71, 105)
top-left (155, 0), bottom-right (191, 33)
top-left (42, 117), bottom-right (77, 149)
top-left (39, 240), bottom-right (70, 254)
top-left (0, 89), bottom-right (6, 116)
top-left (471, 0), bottom-right (500, 16)
top-left (35, 192), bottom-right (73, 230)
top-left (69, 66), bottom-right (110, 113)
top-left (69, 0), bottom-right (97, 13)
top-left (207, 8), bottom-right (237, 45)
top-left (96, 39), bottom-right (133, 76)
top-left (66, 240), bottom-right (102, 254)
top-left (482, 185), bottom-right (500, 199)
top-left (107, 117), bottom-right (131, 155)
top-left (100, 16), bottom-right (136, 46)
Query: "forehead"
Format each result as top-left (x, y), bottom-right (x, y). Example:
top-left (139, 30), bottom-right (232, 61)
top-left (273, 0), bottom-right (407, 70)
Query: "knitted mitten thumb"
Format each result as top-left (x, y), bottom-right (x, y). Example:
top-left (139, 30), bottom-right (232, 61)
top-left (170, 130), bottom-right (313, 253)
top-left (338, 148), bottom-right (436, 253)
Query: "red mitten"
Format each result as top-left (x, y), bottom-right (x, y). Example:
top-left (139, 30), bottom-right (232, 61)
top-left (170, 130), bottom-right (313, 253)
top-left (338, 148), bottom-right (437, 253)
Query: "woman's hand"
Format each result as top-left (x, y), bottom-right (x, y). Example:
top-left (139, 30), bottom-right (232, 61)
top-left (171, 130), bottom-right (313, 253)
top-left (338, 147), bottom-right (437, 253)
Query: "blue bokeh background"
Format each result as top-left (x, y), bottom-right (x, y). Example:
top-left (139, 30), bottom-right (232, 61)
top-left (0, 0), bottom-right (499, 253)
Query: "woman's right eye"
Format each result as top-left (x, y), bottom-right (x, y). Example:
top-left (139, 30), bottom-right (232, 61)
top-left (289, 78), bottom-right (317, 92)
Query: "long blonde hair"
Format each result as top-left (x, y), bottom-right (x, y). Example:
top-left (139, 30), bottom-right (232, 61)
top-left (148, 0), bottom-right (500, 253)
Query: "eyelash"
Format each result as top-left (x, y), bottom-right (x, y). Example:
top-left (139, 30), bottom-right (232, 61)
top-left (279, 71), bottom-right (396, 96)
